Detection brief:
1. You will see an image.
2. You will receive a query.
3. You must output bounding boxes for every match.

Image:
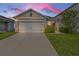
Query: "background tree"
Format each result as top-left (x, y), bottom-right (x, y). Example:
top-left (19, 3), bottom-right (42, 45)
top-left (60, 9), bottom-right (79, 33)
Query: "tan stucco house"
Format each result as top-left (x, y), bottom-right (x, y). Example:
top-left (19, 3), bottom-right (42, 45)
top-left (13, 4), bottom-right (79, 33)
top-left (13, 3), bottom-right (79, 33)
top-left (13, 9), bottom-right (57, 33)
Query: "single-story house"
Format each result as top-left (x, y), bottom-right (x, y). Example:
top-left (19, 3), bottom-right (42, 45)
top-left (52, 3), bottom-right (79, 33)
top-left (13, 3), bottom-right (79, 33)
top-left (0, 15), bottom-right (14, 32)
top-left (13, 9), bottom-right (57, 33)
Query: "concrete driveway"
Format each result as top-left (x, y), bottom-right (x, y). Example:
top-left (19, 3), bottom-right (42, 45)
top-left (0, 33), bottom-right (58, 56)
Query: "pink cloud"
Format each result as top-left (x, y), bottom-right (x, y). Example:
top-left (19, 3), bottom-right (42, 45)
top-left (26, 3), bottom-right (61, 14)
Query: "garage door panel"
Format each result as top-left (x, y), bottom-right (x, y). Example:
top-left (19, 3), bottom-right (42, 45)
top-left (19, 22), bottom-right (44, 32)
top-left (19, 23), bottom-right (32, 32)
top-left (31, 23), bottom-right (44, 32)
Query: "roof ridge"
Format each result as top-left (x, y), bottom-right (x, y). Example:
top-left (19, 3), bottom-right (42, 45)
top-left (54, 3), bottom-right (77, 18)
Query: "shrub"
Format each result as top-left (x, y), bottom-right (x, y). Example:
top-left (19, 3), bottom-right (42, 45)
top-left (59, 27), bottom-right (73, 33)
top-left (45, 25), bottom-right (55, 33)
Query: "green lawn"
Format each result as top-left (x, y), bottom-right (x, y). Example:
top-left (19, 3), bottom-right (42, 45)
top-left (0, 32), bottom-right (16, 40)
top-left (45, 33), bottom-right (79, 56)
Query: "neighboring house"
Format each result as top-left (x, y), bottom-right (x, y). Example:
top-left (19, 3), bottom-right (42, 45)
top-left (53, 3), bottom-right (79, 32)
top-left (13, 9), bottom-right (55, 33)
top-left (0, 15), bottom-right (14, 32)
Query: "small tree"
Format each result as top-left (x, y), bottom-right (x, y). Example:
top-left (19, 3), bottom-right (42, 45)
top-left (61, 9), bottom-right (79, 33)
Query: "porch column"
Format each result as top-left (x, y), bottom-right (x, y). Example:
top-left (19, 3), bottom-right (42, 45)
top-left (15, 19), bottom-right (19, 32)
top-left (44, 19), bottom-right (47, 28)
top-left (55, 22), bottom-right (60, 33)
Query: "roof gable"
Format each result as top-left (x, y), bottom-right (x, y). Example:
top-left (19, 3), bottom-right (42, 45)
top-left (13, 9), bottom-right (46, 18)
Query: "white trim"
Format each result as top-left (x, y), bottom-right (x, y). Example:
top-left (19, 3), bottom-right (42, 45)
top-left (17, 20), bottom-right (44, 21)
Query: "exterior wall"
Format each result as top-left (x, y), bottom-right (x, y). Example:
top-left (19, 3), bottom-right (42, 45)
top-left (17, 11), bottom-right (30, 17)
top-left (0, 22), bottom-right (4, 32)
top-left (0, 21), bottom-right (14, 32)
top-left (31, 11), bottom-right (44, 17)
top-left (4, 22), bottom-right (8, 32)
top-left (0, 22), bottom-right (8, 32)
top-left (15, 21), bottom-right (19, 32)
top-left (16, 10), bottom-right (44, 19)
top-left (8, 22), bottom-right (14, 32)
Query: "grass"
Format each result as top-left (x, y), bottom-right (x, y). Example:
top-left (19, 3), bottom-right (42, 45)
top-left (45, 33), bottom-right (79, 56)
top-left (0, 32), bottom-right (16, 40)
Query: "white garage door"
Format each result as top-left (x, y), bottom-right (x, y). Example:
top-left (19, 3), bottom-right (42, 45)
top-left (19, 21), bottom-right (44, 32)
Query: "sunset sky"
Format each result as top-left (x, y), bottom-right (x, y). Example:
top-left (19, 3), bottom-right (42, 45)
top-left (0, 3), bottom-right (73, 18)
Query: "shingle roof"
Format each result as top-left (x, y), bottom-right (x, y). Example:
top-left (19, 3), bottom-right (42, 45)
top-left (0, 15), bottom-right (14, 22)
